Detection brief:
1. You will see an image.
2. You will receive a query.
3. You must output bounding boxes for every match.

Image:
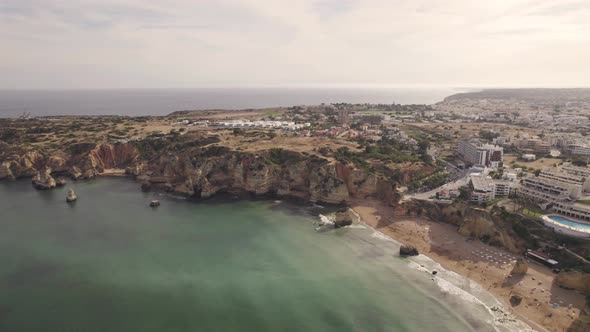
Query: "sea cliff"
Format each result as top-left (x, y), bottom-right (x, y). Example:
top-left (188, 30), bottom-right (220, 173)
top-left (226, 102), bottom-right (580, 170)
top-left (0, 142), bottom-right (396, 205)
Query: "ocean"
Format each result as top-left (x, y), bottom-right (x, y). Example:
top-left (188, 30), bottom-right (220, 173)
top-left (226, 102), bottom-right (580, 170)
top-left (0, 88), bottom-right (460, 118)
top-left (0, 178), bottom-right (530, 331)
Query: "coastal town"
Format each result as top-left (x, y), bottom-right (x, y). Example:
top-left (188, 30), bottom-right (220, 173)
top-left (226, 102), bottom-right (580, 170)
top-left (1, 88), bottom-right (590, 331)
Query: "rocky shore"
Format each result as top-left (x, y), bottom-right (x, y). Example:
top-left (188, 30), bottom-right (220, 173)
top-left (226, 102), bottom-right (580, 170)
top-left (0, 142), bottom-right (397, 206)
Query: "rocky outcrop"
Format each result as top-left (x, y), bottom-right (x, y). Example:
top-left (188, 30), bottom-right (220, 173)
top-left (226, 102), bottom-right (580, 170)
top-left (32, 169), bottom-right (56, 190)
top-left (0, 143), bottom-right (141, 182)
top-left (511, 258), bottom-right (528, 275)
top-left (556, 270), bottom-right (590, 294)
top-left (510, 294), bottom-right (523, 306)
top-left (66, 188), bottom-right (77, 202)
top-left (0, 162), bottom-right (16, 180)
top-left (0, 144), bottom-right (395, 206)
top-left (55, 178), bottom-right (66, 187)
top-left (90, 143), bottom-right (140, 170)
top-left (399, 200), bottom-right (526, 253)
top-left (400, 245), bottom-right (419, 256)
top-left (0, 152), bottom-right (44, 179)
top-left (140, 150), bottom-right (394, 204)
top-left (334, 209), bottom-right (354, 228)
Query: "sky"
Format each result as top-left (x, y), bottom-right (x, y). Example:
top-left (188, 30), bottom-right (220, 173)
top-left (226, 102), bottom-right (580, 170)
top-left (1, 0), bottom-right (589, 89)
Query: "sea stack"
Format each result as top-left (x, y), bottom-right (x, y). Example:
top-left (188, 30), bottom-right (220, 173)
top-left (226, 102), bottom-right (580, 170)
top-left (66, 188), bottom-right (77, 203)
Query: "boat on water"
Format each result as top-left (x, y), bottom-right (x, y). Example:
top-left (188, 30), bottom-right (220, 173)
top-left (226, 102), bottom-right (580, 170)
top-left (149, 200), bottom-right (160, 207)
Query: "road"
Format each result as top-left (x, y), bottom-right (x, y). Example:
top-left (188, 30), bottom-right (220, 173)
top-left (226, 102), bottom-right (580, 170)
top-left (405, 173), bottom-right (470, 201)
top-left (404, 147), bottom-right (470, 201)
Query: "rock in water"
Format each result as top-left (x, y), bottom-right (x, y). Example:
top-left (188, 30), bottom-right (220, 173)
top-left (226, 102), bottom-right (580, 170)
top-left (66, 188), bottom-right (77, 202)
top-left (32, 169), bottom-right (57, 190)
top-left (333, 209), bottom-right (353, 228)
top-left (149, 200), bottom-right (160, 207)
top-left (511, 258), bottom-right (528, 275)
top-left (55, 178), bottom-right (67, 187)
top-left (400, 245), bottom-right (419, 256)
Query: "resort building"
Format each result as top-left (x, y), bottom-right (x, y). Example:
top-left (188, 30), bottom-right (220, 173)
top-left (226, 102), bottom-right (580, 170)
top-left (518, 176), bottom-right (582, 204)
top-left (552, 202), bottom-right (590, 222)
top-left (457, 138), bottom-right (504, 168)
top-left (518, 166), bottom-right (590, 222)
top-left (539, 165), bottom-right (590, 192)
top-left (468, 176), bottom-right (515, 203)
top-left (562, 163), bottom-right (590, 176)
top-left (567, 143), bottom-right (590, 157)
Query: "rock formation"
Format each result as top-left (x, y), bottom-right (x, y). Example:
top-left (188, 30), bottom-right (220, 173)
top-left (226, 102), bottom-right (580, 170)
top-left (400, 245), bottom-right (419, 256)
top-left (55, 178), bottom-right (67, 187)
top-left (0, 143), bottom-right (397, 206)
top-left (556, 270), bottom-right (590, 293)
top-left (334, 210), bottom-right (354, 228)
top-left (511, 258), bottom-right (528, 275)
top-left (398, 200), bottom-right (526, 253)
top-left (510, 294), bottom-right (523, 306)
top-left (32, 169), bottom-right (56, 190)
top-left (66, 188), bottom-right (77, 202)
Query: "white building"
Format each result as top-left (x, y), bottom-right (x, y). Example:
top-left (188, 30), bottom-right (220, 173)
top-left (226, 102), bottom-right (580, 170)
top-left (468, 176), bottom-right (515, 202)
top-left (519, 176), bottom-right (582, 203)
top-left (522, 154), bottom-right (536, 161)
top-left (458, 138), bottom-right (504, 168)
top-left (567, 143), bottom-right (590, 157)
top-left (518, 165), bottom-right (590, 221)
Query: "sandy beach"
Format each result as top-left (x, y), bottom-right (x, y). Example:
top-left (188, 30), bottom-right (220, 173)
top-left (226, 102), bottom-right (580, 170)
top-left (351, 199), bottom-right (587, 332)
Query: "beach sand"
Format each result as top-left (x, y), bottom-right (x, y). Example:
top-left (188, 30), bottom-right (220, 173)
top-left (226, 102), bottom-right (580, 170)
top-left (351, 199), bottom-right (587, 332)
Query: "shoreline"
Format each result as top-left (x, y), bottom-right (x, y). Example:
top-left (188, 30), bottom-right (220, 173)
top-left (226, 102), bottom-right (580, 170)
top-left (350, 199), bottom-right (587, 332)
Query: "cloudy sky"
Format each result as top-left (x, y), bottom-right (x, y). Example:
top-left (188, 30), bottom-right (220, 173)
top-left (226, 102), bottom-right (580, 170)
top-left (1, 0), bottom-right (589, 89)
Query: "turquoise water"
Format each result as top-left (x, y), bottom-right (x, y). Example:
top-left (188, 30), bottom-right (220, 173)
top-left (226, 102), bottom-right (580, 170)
top-left (548, 215), bottom-right (590, 231)
top-left (0, 178), bottom-right (504, 331)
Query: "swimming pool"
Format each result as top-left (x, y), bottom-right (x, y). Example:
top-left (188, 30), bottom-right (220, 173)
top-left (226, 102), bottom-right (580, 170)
top-left (547, 215), bottom-right (590, 231)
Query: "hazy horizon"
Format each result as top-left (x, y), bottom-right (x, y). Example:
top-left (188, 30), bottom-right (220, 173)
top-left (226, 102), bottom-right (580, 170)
top-left (1, 0), bottom-right (590, 89)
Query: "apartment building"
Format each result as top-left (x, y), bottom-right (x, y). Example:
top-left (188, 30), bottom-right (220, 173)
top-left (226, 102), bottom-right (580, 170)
top-left (468, 176), bottom-right (515, 203)
top-left (540, 165), bottom-right (590, 192)
top-left (567, 143), bottom-right (590, 157)
top-left (518, 164), bottom-right (590, 220)
top-left (458, 138), bottom-right (504, 168)
top-left (519, 176), bottom-right (582, 203)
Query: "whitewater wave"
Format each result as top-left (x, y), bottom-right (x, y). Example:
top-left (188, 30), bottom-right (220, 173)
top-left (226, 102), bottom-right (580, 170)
top-left (318, 214), bottom-right (334, 226)
top-left (354, 218), bottom-right (535, 332)
top-left (403, 255), bottom-right (534, 332)
top-left (370, 230), bottom-right (398, 243)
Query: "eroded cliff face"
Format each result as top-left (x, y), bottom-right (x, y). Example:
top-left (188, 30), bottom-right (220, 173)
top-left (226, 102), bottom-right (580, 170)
top-left (556, 270), bottom-right (590, 294)
top-left (0, 143), bottom-right (141, 181)
top-left (399, 200), bottom-right (526, 253)
top-left (141, 150), bottom-right (395, 204)
top-left (0, 144), bottom-right (396, 205)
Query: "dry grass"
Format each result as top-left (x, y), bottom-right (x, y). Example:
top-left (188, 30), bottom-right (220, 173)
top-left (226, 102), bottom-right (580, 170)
top-left (505, 155), bottom-right (561, 170)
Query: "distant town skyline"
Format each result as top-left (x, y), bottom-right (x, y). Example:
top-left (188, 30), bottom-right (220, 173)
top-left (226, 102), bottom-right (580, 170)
top-left (1, 0), bottom-right (589, 89)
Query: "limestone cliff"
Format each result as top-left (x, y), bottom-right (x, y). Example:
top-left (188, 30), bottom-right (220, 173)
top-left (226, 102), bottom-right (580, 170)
top-left (556, 270), bottom-right (590, 294)
top-left (398, 200), bottom-right (527, 253)
top-left (0, 143), bottom-right (140, 181)
top-left (142, 149), bottom-right (395, 204)
top-left (0, 143), bottom-right (395, 204)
